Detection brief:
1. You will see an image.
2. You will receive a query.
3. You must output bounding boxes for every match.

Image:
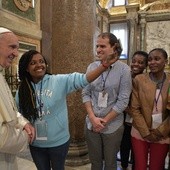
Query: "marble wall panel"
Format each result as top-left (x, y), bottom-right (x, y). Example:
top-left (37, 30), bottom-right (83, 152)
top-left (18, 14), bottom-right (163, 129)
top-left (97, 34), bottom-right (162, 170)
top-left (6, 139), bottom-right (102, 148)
top-left (146, 21), bottom-right (170, 54)
top-left (146, 21), bottom-right (170, 69)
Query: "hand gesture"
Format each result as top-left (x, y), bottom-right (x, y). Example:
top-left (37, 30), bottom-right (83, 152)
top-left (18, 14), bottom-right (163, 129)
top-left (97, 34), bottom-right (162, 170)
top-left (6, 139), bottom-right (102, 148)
top-left (91, 117), bottom-right (106, 133)
top-left (144, 129), bottom-right (163, 142)
top-left (144, 133), bottom-right (160, 142)
top-left (24, 123), bottom-right (35, 144)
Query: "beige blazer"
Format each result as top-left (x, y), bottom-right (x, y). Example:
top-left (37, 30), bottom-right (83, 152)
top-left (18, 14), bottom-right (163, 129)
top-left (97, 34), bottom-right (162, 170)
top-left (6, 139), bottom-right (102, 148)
top-left (130, 72), bottom-right (170, 138)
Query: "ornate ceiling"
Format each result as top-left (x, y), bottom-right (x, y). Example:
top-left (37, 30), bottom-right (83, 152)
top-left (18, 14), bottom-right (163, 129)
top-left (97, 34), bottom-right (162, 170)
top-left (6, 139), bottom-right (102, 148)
top-left (98, 0), bottom-right (144, 15)
top-left (98, 0), bottom-right (143, 8)
top-left (97, 0), bottom-right (170, 15)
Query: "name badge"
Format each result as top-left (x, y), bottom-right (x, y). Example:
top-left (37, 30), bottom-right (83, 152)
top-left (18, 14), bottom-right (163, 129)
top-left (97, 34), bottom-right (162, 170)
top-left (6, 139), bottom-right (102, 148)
top-left (98, 91), bottom-right (108, 108)
top-left (35, 119), bottom-right (48, 140)
top-left (152, 113), bottom-right (162, 129)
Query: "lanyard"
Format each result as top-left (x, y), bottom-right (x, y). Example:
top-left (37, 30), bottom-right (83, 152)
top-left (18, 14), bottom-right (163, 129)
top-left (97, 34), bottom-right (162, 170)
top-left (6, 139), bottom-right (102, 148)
top-left (34, 81), bottom-right (43, 119)
top-left (101, 67), bottom-right (111, 91)
top-left (154, 73), bottom-right (165, 112)
top-left (155, 83), bottom-right (163, 112)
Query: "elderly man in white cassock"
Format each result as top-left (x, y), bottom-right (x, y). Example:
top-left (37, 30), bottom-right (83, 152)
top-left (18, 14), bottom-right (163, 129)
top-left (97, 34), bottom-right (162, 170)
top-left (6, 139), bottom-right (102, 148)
top-left (0, 27), bottom-right (35, 170)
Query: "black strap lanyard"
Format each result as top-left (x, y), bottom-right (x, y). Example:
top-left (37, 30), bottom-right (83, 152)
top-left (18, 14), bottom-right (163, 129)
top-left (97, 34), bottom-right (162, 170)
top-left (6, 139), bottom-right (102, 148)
top-left (34, 81), bottom-right (43, 119)
top-left (155, 83), bottom-right (163, 112)
top-left (101, 68), bottom-right (111, 91)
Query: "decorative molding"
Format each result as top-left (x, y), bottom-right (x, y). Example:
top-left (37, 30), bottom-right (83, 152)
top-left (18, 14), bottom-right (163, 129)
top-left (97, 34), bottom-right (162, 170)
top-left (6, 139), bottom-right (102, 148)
top-left (126, 4), bottom-right (140, 23)
top-left (19, 42), bottom-right (37, 51)
top-left (109, 6), bottom-right (127, 15)
top-left (99, 0), bottom-right (108, 8)
top-left (14, 0), bottom-right (34, 12)
top-left (139, 1), bottom-right (170, 12)
top-left (2, 0), bottom-right (37, 21)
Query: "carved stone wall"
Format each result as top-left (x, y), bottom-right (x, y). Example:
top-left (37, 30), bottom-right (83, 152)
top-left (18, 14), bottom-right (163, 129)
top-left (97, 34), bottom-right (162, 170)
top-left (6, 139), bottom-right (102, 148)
top-left (139, 1), bottom-right (170, 69)
top-left (146, 20), bottom-right (170, 69)
top-left (146, 21), bottom-right (170, 53)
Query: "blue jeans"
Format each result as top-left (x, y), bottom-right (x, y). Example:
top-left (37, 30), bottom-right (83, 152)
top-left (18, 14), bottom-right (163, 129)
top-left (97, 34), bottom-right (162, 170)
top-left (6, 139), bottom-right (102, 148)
top-left (29, 140), bottom-right (70, 170)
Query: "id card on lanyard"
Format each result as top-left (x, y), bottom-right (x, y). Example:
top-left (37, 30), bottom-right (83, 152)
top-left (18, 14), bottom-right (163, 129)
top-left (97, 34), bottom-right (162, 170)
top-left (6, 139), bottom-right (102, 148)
top-left (98, 91), bottom-right (108, 108)
top-left (98, 68), bottom-right (111, 108)
top-left (34, 81), bottom-right (48, 140)
top-left (35, 119), bottom-right (48, 140)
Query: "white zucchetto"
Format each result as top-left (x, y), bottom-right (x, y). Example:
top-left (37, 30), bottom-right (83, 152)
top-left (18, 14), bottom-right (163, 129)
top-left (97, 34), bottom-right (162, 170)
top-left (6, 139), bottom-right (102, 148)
top-left (0, 27), bottom-right (12, 34)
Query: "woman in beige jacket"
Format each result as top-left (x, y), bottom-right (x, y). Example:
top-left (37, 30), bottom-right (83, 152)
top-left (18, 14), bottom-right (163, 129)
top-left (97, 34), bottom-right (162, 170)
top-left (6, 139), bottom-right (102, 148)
top-left (130, 48), bottom-right (170, 170)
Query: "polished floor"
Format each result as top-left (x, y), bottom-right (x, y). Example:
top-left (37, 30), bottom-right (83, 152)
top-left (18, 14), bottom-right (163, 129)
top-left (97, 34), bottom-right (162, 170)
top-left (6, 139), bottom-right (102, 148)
top-left (17, 149), bottom-right (132, 170)
top-left (17, 149), bottom-right (169, 170)
top-left (17, 157), bottom-right (131, 170)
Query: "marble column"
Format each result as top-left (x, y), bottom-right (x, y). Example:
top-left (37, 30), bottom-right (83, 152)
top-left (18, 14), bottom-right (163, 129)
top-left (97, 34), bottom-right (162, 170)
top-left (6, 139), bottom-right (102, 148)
top-left (41, 0), bottom-right (96, 166)
top-left (126, 4), bottom-right (139, 63)
top-left (139, 12), bottom-right (147, 51)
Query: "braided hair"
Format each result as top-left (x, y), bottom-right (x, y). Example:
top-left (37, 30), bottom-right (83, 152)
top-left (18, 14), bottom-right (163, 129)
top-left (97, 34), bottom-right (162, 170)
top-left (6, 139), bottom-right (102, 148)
top-left (18, 50), bottom-right (48, 122)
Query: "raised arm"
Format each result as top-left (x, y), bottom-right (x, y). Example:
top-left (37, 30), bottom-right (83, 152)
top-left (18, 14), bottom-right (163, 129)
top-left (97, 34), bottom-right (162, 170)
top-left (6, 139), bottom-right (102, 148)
top-left (86, 53), bottom-right (118, 83)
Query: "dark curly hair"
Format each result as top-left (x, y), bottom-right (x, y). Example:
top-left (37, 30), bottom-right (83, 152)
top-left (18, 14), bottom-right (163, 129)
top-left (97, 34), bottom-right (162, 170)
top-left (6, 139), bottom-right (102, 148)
top-left (133, 50), bottom-right (148, 67)
top-left (18, 50), bottom-right (48, 122)
top-left (98, 32), bottom-right (123, 56)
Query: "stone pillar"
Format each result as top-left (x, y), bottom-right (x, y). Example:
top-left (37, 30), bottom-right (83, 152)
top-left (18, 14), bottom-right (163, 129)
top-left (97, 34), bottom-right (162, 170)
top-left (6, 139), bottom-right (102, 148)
top-left (126, 4), bottom-right (139, 63)
top-left (139, 12), bottom-right (147, 51)
top-left (41, 0), bottom-right (96, 166)
top-left (41, 0), bottom-right (52, 72)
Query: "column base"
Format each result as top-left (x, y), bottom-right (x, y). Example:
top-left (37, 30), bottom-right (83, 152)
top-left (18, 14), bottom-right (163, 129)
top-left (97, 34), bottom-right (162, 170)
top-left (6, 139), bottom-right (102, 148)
top-left (65, 141), bottom-right (90, 166)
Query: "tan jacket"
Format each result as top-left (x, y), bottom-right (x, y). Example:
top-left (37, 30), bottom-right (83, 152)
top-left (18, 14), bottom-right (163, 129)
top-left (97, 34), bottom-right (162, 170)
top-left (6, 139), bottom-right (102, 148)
top-left (130, 72), bottom-right (170, 138)
top-left (0, 67), bottom-right (29, 170)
